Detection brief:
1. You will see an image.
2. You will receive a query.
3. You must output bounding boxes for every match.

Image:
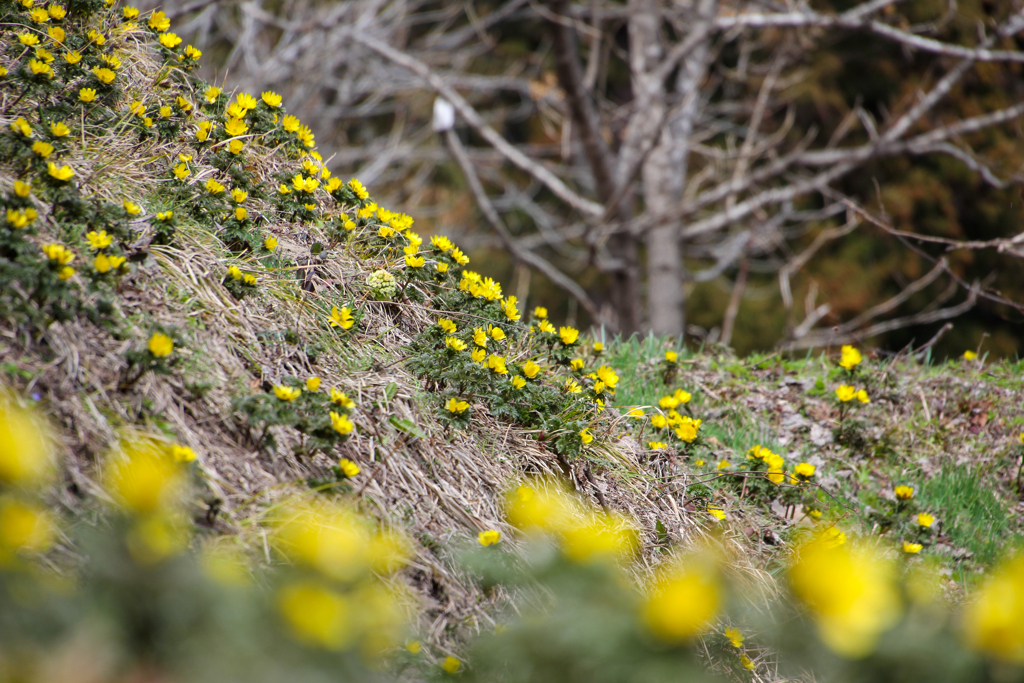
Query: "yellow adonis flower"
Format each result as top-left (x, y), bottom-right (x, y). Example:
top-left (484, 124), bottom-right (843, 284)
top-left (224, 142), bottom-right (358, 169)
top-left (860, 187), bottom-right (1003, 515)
top-left (648, 441), bottom-right (667, 450)
top-left (522, 360), bottom-right (540, 378)
top-left (489, 325), bottom-right (505, 341)
top-left (856, 389), bottom-right (870, 403)
top-left (79, 87), bottom-right (96, 102)
top-left (328, 306), bottom-right (354, 330)
top-left (501, 295), bottom-right (522, 321)
top-left (666, 350), bottom-right (678, 363)
top-left (32, 141), bottom-right (54, 158)
top-left (95, 254), bottom-right (127, 273)
top-left (570, 358), bottom-right (584, 371)
top-left (305, 377), bottom-right (321, 392)
top-left (643, 558), bottom-right (722, 642)
top-left (724, 626), bottom-right (745, 648)
top-left (158, 32), bottom-right (182, 48)
top-left (0, 498), bottom-right (55, 554)
top-left (19, 33), bottom-right (40, 46)
top-left (404, 254), bottom-right (425, 268)
top-left (48, 26), bottom-right (65, 42)
top-left (559, 326), bottom-right (579, 345)
top-left (963, 350), bottom-right (978, 360)
top-left (329, 389), bottom-right (355, 409)
top-left (894, 485), bottom-right (914, 501)
top-left (716, 460), bottom-right (730, 471)
top-left (41, 243), bottom-right (74, 265)
top-left (337, 458), bottom-right (359, 477)
top-left (261, 91), bottom-right (282, 107)
top-left (123, 6), bottom-right (139, 19)
top-left (511, 375), bottom-right (526, 389)
top-left (478, 529), bottom-right (501, 547)
top-left (471, 348), bottom-right (486, 364)
top-left (173, 164), bottom-right (190, 180)
top-left (231, 188), bottom-right (248, 203)
top-left (123, 200), bottom-right (142, 216)
top-left (48, 4), bottom-right (66, 18)
top-left (917, 513), bottom-right (935, 528)
top-left (49, 121), bottom-right (70, 137)
top-left (149, 10), bottom-right (171, 31)
top-left (273, 385), bottom-right (301, 402)
top-left (625, 406), bottom-right (644, 419)
top-left (579, 428), bottom-right (594, 444)
top-left (348, 178), bottom-right (369, 200)
top-left (835, 385), bottom-right (857, 402)
top-left (148, 332), bottom-right (174, 357)
top-left (445, 337), bottom-right (466, 352)
top-left (487, 354), bottom-right (508, 375)
top-left (902, 542), bottom-right (922, 554)
top-left (441, 657), bottom-right (460, 674)
top-left (794, 462), bottom-right (816, 478)
top-left (184, 45), bottom-right (201, 61)
top-left (264, 236), bottom-right (277, 251)
top-left (962, 554), bottom-right (1024, 664)
top-left (91, 67), bottom-right (115, 84)
top-left (204, 86), bottom-right (221, 103)
top-left (205, 179), bottom-right (225, 194)
top-left (839, 345), bottom-right (862, 371)
top-left (85, 230), bottom-right (113, 250)
top-left (235, 92), bottom-right (257, 111)
top-left (438, 318), bottom-right (457, 334)
top-left (223, 117), bottom-right (248, 137)
top-left (472, 327), bottom-right (487, 348)
top-left (171, 445), bottom-right (196, 463)
top-left (14, 181), bottom-right (31, 198)
top-left (228, 139), bottom-right (244, 155)
top-left (234, 207), bottom-right (248, 222)
top-left (445, 397), bottom-right (469, 414)
top-left (564, 379), bottom-right (582, 394)
top-left (431, 235), bottom-right (453, 252)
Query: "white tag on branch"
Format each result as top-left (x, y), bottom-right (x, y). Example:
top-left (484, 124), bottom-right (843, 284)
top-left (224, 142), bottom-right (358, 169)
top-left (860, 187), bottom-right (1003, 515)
top-left (432, 97), bottom-right (456, 132)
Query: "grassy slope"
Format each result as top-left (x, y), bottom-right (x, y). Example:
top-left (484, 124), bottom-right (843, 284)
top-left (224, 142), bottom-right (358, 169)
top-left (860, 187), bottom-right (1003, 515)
top-left (1, 3), bottom-right (1022, 676)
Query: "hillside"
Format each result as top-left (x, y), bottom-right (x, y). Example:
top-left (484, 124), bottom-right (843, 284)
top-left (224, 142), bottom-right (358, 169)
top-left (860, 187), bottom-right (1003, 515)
top-left (1, 3), bottom-right (1023, 682)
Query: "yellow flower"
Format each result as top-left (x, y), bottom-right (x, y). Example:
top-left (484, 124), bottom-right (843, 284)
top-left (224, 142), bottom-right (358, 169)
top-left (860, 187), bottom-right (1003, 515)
top-left (264, 236), bottom-right (277, 251)
top-left (625, 406), bottom-right (644, 419)
top-left (223, 117), bottom-right (248, 137)
top-left (48, 26), bottom-right (65, 42)
top-left (195, 120), bottom-right (214, 141)
top-left (329, 388), bottom-right (355, 408)
top-left (431, 235), bottom-right (453, 252)
top-left (48, 4), bottom-right (66, 18)
top-left (184, 45), bottom-right (201, 60)
top-left (648, 441), bottom-right (667, 450)
top-left (445, 397), bottom-right (469, 414)
top-left (235, 92), bottom-right (257, 110)
top-left (405, 640), bottom-right (421, 654)
top-left (795, 462), bottom-right (816, 478)
top-left (337, 458), bottom-right (359, 477)
top-left (533, 306), bottom-right (548, 319)
top-left (86, 230), bottom-right (113, 250)
top-left (511, 375), bottom-right (526, 389)
top-left (564, 379), bottom-right (582, 394)
top-left (348, 178), bottom-right (369, 200)
top-left (716, 460), bottom-right (730, 471)
top-left (29, 6), bottom-right (49, 21)
top-left (666, 350), bottom-right (678, 363)
top-left (123, 200), bottom-right (142, 216)
top-left (570, 358), bottom-right (584, 371)
top-left (49, 121), bottom-right (69, 137)
top-left (902, 541), bottom-right (922, 554)
top-left (963, 350), bottom-right (978, 360)
top-left (404, 254), bottom-right (424, 268)
top-left (205, 179), bottom-right (225, 194)
top-left (522, 360), bottom-right (540, 379)
top-left (694, 459), bottom-right (705, 467)
top-left (91, 67), bottom-right (115, 84)
top-left (856, 389), bottom-right (870, 404)
top-left (41, 243), bottom-right (74, 265)
top-left (451, 246), bottom-right (469, 265)
top-left (0, 498), bottom-right (53, 554)
top-left (19, 33), bottom-right (40, 46)
top-left (501, 295), bottom-right (522, 321)
top-left (478, 529), bottom-right (501, 546)
top-left (235, 207), bottom-right (248, 221)
top-left (14, 181), bottom-right (31, 198)
top-left (788, 535), bottom-right (901, 658)
top-left (579, 428), bottom-right (594, 444)
top-left (277, 580), bottom-right (352, 649)
top-left (438, 318), bottom-right (457, 334)
top-left (261, 91), bottom-right (282, 107)
top-left (171, 445), bottom-right (196, 463)
top-left (472, 327), bottom-right (488, 347)
top-left (724, 626), bottom-right (744, 648)
top-left (839, 345), bottom-right (862, 371)
top-left (148, 10), bottom-right (170, 31)
top-left (226, 102), bottom-right (247, 119)
top-left (835, 385), bottom-right (856, 402)
top-left (31, 141), bottom-right (54, 158)
top-left (123, 6), bottom-right (139, 19)
top-left (0, 397), bottom-right (52, 487)
top-left (57, 266), bottom-right (74, 280)
top-left (305, 377), bottom-right (321, 392)
top-left (158, 32), bottom-right (182, 48)
top-left (650, 415), bottom-right (667, 429)
top-left (894, 485), bottom-right (914, 501)
top-left (65, 50), bottom-right (82, 64)
top-left (204, 86), bottom-right (221, 103)
top-left (962, 554), bottom-right (1024, 664)
top-left (559, 326), bottom-right (579, 345)
top-left (441, 657), bottom-right (460, 674)
top-left (471, 348), bottom-right (486, 364)
top-left (230, 188), bottom-right (248, 203)
top-left (917, 513), bottom-right (935, 528)
top-left (741, 654), bottom-right (756, 670)
top-left (273, 385), bottom-right (301, 402)
top-left (148, 332), bottom-right (173, 357)
top-left (643, 559), bottom-right (721, 642)
top-left (445, 337), bottom-right (466, 352)
top-left (228, 139), bottom-right (244, 155)
top-left (173, 164), bottom-right (190, 180)
top-left (329, 306), bottom-right (354, 330)
top-left (104, 440), bottom-right (185, 515)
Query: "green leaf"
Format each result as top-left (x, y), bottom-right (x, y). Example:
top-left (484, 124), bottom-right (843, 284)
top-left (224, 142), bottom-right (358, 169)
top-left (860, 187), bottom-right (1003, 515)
top-left (388, 415), bottom-right (426, 439)
top-left (384, 381), bottom-right (399, 402)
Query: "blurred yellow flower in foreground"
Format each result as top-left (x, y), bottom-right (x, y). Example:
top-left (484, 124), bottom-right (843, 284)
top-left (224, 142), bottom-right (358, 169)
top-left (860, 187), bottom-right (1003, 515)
top-left (278, 579), bottom-right (352, 649)
top-left (148, 332), bottom-right (173, 357)
top-left (643, 556), bottom-right (721, 642)
top-left (104, 440), bottom-right (186, 515)
top-left (962, 554), bottom-right (1024, 664)
top-left (788, 534), bottom-right (901, 658)
top-left (442, 656), bottom-right (461, 674)
top-left (0, 396), bottom-right (52, 487)
top-left (0, 497), bottom-right (53, 555)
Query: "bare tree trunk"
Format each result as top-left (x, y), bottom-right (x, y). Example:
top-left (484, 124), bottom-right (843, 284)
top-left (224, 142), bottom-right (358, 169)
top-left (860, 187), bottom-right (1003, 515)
top-left (550, 0), bottom-right (641, 334)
